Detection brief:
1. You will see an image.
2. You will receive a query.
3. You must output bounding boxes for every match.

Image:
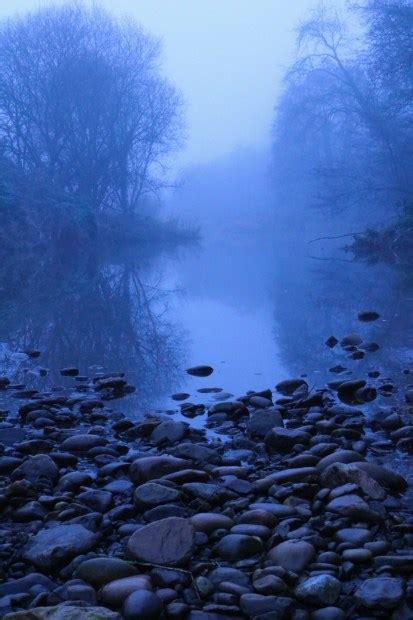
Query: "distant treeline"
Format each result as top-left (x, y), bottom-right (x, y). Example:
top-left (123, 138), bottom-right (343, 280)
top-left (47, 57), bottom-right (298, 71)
top-left (0, 4), bottom-right (184, 252)
top-left (273, 0), bottom-right (412, 229)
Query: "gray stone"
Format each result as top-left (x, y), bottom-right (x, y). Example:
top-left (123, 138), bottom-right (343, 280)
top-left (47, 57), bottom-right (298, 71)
top-left (123, 590), bottom-right (163, 620)
top-left (267, 540), bottom-right (315, 573)
top-left (355, 577), bottom-right (404, 609)
top-left (127, 517), bottom-right (194, 566)
top-left (214, 534), bottom-right (263, 560)
top-left (11, 455), bottom-right (58, 485)
top-left (100, 575), bottom-right (152, 606)
top-left (134, 482), bottom-right (180, 506)
top-left (23, 524), bottom-right (98, 570)
top-left (295, 575), bottom-right (341, 606)
top-left (129, 456), bottom-right (189, 484)
top-left (3, 607), bottom-right (121, 619)
top-left (247, 409), bottom-right (283, 438)
top-left (76, 558), bottom-right (138, 587)
top-left (150, 421), bottom-right (187, 445)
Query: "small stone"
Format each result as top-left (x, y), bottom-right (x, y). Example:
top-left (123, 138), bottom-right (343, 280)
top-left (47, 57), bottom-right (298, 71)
top-left (76, 558), bottom-right (138, 586)
top-left (186, 365), bottom-right (214, 377)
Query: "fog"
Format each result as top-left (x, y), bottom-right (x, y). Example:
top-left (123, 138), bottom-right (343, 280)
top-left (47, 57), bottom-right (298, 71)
top-left (0, 0), bottom-right (346, 167)
top-left (0, 1), bottom-right (413, 614)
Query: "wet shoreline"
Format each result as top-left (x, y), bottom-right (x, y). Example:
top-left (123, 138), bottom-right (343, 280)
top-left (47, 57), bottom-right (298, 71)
top-left (0, 352), bottom-right (413, 619)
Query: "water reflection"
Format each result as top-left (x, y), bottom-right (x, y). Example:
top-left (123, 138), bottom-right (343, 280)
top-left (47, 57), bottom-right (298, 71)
top-left (0, 245), bottom-right (189, 409)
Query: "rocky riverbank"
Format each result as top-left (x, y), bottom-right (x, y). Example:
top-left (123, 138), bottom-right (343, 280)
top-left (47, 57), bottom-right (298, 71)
top-left (0, 354), bottom-right (413, 619)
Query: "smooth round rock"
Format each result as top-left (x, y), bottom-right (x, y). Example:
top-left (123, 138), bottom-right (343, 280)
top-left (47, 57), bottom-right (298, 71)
top-left (122, 590), bottom-right (163, 620)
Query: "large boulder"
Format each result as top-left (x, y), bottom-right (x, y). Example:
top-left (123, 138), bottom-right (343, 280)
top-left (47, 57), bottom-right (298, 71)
top-left (127, 517), bottom-right (194, 566)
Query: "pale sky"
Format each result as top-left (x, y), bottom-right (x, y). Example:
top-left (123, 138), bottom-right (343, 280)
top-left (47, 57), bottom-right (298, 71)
top-left (0, 0), bottom-right (345, 166)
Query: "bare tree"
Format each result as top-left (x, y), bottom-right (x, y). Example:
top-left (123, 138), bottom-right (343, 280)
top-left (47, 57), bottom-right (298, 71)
top-left (0, 4), bottom-right (183, 220)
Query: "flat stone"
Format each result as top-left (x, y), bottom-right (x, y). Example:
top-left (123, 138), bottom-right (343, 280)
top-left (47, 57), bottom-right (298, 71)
top-left (23, 524), bottom-right (98, 570)
top-left (60, 434), bottom-right (107, 452)
top-left (129, 456), bottom-right (189, 484)
top-left (247, 409), bottom-right (284, 438)
top-left (127, 517), bottom-right (194, 566)
top-left (134, 482), bottom-right (181, 506)
top-left (255, 467), bottom-right (319, 491)
top-left (355, 577), bottom-right (404, 609)
top-left (186, 365), bottom-right (214, 377)
top-left (317, 450), bottom-right (365, 471)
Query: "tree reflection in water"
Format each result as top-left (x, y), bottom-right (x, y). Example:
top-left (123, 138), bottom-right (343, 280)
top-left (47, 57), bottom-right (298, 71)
top-left (0, 245), bottom-right (188, 410)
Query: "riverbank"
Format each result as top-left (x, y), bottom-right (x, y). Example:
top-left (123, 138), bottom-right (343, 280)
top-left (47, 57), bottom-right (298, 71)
top-left (0, 353), bottom-right (413, 619)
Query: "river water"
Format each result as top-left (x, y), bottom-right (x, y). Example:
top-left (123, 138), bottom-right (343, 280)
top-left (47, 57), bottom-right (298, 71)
top-left (0, 153), bottom-right (412, 418)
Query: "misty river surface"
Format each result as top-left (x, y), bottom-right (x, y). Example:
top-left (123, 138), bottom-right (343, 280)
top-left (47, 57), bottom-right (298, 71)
top-left (0, 212), bottom-right (412, 419)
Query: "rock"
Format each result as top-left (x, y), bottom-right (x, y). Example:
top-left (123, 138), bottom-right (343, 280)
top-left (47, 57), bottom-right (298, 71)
top-left (11, 454), bottom-right (59, 485)
top-left (267, 540), bottom-right (315, 573)
top-left (358, 311), bottom-right (380, 322)
top-left (321, 462), bottom-right (386, 499)
top-left (186, 365), bottom-right (214, 377)
top-left (353, 462), bottom-right (407, 493)
top-left (255, 467), bottom-right (319, 491)
top-left (312, 608), bottom-right (346, 620)
top-left (326, 494), bottom-right (378, 522)
top-left (60, 367), bottom-right (79, 376)
top-left (78, 489), bottom-right (113, 513)
top-left (247, 409), bottom-right (283, 438)
top-left (190, 513), bottom-right (234, 533)
top-left (134, 482), bottom-right (180, 507)
top-left (3, 606), bottom-right (121, 619)
top-left (100, 575), bottom-right (152, 606)
top-left (335, 528), bottom-right (372, 545)
top-left (355, 577), bottom-right (404, 609)
top-left (0, 574), bottom-right (55, 597)
top-left (171, 393), bottom-right (190, 401)
top-left (240, 593), bottom-right (294, 617)
top-left (150, 421), bottom-right (187, 445)
top-left (295, 575), bottom-right (341, 606)
top-left (76, 558), bottom-right (138, 586)
top-left (127, 517), bottom-right (194, 566)
top-left (173, 443), bottom-right (220, 463)
top-left (276, 379), bottom-right (308, 395)
top-left (340, 334), bottom-right (362, 346)
top-left (325, 336), bottom-right (339, 348)
top-left (23, 524), bottom-right (98, 570)
top-left (60, 434), bottom-right (106, 452)
top-left (122, 590), bottom-right (163, 620)
top-left (214, 534), bottom-right (263, 560)
top-left (129, 456), bottom-right (189, 484)
top-left (208, 567), bottom-right (250, 588)
top-left (317, 450), bottom-right (365, 472)
top-left (265, 427), bottom-right (311, 453)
